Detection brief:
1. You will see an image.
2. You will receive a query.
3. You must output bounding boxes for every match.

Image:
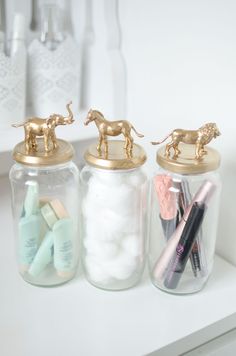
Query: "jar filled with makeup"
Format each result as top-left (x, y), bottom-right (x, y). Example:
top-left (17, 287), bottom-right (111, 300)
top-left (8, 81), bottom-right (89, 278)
top-left (81, 110), bottom-right (147, 290)
top-left (148, 123), bottom-right (222, 294)
top-left (9, 103), bottom-right (79, 286)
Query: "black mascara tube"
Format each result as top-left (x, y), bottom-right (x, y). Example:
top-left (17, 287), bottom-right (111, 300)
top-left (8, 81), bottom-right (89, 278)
top-left (160, 211), bottom-right (179, 240)
top-left (164, 202), bottom-right (205, 289)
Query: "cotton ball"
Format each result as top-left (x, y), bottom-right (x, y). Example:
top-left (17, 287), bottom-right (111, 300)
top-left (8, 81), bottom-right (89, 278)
top-left (85, 255), bottom-right (111, 284)
top-left (85, 174), bottom-right (140, 217)
top-left (87, 179), bottom-right (137, 215)
top-left (84, 222), bottom-right (105, 241)
top-left (86, 177), bottom-right (114, 206)
top-left (94, 170), bottom-right (124, 186)
top-left (103, 252), bottom-right (138, 280)
top-left (84, 213), bottom-right (124, 242)
top-left (121, 235), bottom-right (141, 257)
top-left (85, 208), bottom-right (140, 240)
top-left (109, 183), bottom-right (139, 215)
top-left (93, 209), bottom-right (130, 241)
top-left (82, 195), bottom-right (98, 219)
top-left (122, 214), bottom-right (140, 235)
top-left (84, 237), bottom-right (120, 260)
top-left (126, 171), bottom-right (146, 188)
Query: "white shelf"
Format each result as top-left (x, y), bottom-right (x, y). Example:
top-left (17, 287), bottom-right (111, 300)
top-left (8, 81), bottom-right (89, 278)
top-left (0, 109), bottom-right (93, 153)
top-left (0, 175), bottom-right (236, 356)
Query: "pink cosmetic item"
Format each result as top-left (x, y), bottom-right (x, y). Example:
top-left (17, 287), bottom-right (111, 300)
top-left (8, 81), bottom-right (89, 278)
top-left (152, 179), bottom-right (216, 281)
top-left (154, 175), bottom-right (179, 240)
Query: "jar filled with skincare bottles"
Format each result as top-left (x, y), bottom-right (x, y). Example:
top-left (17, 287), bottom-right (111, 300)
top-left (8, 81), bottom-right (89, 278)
top-left (9, 103), bottom-right (79, 286)
top-left (148, 123), bottom-right (222, 294)
top-left (81, 110), bottom-right (147, 290)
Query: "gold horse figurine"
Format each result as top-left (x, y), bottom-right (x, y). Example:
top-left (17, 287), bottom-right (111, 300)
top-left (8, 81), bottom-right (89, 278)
top-left (151, 123), bottom-right (220, 160)
top-left (12, 102), bottom-right (74, 153)
top-left (84, 109), bottom-right (144, 154)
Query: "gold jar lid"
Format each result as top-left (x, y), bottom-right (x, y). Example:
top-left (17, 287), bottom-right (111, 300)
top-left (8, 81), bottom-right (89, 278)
top-left (156, 143), bottom-right (220, 174)
top-left (13, 138), bottom-right (74, 166)
top-left (84, 140), bottom-right (147, 170)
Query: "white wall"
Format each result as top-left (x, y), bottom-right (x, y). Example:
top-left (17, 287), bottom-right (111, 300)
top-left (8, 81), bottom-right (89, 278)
top-left (116, 0), bottom-right (236, 265)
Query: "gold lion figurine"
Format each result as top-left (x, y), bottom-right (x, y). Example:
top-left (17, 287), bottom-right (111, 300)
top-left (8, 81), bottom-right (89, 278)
top-left (151, 123), bottom-right (220, 160)
top-left (12, 102), bottom-right (74, 153)
top-left (84, 109), bottom-right (144, 154)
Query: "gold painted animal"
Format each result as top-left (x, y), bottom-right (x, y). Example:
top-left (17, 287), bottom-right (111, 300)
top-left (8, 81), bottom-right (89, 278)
top-left (151, 123), bottom-right (220, 160)
top-left (12, 102), bottom-right (74, 153)
top-left (84, 109), bottom-right (144, 154)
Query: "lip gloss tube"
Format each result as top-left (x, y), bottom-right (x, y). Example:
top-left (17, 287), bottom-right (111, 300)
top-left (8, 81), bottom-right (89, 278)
top-left (164, 202), bottom-right (205, 289)
top-left (152, 180), bottom-right (216, 281)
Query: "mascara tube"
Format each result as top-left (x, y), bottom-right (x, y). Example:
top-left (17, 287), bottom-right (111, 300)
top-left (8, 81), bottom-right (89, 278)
top-left (164, 202), bottom-right (205, 289)
top-left (173, 178), bottom-right (203, 277)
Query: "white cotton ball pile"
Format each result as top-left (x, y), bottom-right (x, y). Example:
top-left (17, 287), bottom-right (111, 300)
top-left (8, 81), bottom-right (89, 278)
top-left (82, 170), bottom-right (145, 285)
top-left (126, 170), bottom-right (147, 188)
top-left (84, 237), bottom-right (120, 259)
top-left (85, 177), bottom-right (139, 216)
top-left (121, 234), bottom-right (141, 257)
top-left (103, 252), bottom-right (138, 280)
top-left (93, 170), bottom-right (125, 186)
top-left (85, 255), bottom-right (111, 284)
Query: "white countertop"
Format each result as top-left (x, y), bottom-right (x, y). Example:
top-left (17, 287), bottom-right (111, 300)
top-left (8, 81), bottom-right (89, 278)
top-left (0, 175), bottom-right (236, 356)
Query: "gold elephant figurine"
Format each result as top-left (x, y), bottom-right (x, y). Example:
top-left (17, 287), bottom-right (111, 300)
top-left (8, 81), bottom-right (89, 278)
top-left (151, 123), bottom-right (220, 160)
top-left (12, 102), bottom-right (74, 153)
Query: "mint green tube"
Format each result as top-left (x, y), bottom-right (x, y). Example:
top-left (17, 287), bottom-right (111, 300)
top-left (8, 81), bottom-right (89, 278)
top-left (53, 218), bottom-right (74, 275)
top-left (28, 231), bottom-right (54, 277)
top-left (19, 214), bottom-right (41, 267)
top-left (24, 181), bottom-right (39, 217)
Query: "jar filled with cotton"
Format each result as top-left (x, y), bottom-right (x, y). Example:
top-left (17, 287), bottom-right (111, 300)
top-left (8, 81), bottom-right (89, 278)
top-left (81, 111), bottom-right (147, 290)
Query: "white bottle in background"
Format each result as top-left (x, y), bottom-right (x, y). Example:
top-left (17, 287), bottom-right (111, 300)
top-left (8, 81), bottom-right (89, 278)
top-left (0, 12), bottom-right (26, 129)
top-left (0, 30), bottom-right (4, 52)
top-left (28, 3), bottom-right (80, 117)
top-left (39, 4), bottom-right (64, 51)
top-left (10, 13), bottom-right (26, 56)
top-left (0, 0), bottom-right (6, 53)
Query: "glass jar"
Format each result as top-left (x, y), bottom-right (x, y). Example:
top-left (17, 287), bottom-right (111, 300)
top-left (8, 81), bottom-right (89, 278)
top-left (148, 142), bottom-right (221, 294)
top-left (81, 141), bottom-right (147, 290)
top-left (9, 137), bottom-right (79, 287)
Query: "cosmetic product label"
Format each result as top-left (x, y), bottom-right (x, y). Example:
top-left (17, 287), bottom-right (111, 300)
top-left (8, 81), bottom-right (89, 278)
top-left (53, 218), bottom-right (74, 272)
top-left (164, 202), bottom-right (205, 289)
top-left (19, 214), bottom-right (40, 265)
top-left (28, 231), bottom-right (54, 277)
